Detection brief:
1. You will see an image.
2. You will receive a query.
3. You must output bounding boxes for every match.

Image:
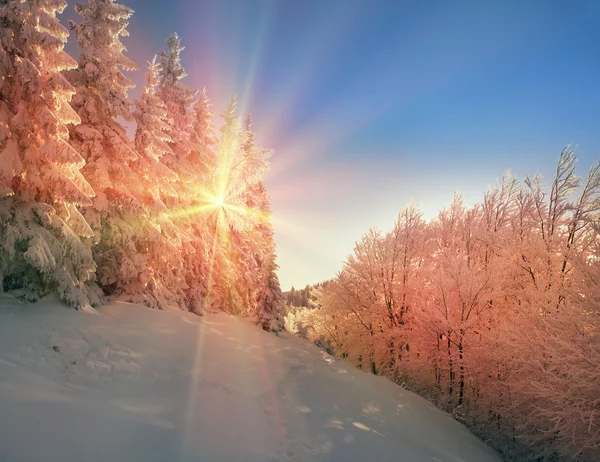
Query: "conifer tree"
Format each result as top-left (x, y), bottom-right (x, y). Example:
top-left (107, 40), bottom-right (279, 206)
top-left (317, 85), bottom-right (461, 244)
top-left (189, 87), bottom-right (216, 183)
top-left (242, 113), bottom-right (272, 186)
top-left (158, 33), bottom-right (198, 191)
top-left (202, 97), bottom-right (243, 312)
top-left (67, 0), bottom-right (145, 297)
top-left (242, 116), bottom-right (283, 329)
top-left (151, 36), bottom-right (217, 313)
top-left (0, 0), bottom-right (96, 307)
top-left (214, 97), bottom-right (246, 207)
top-left (254, 182), bottom-right (284, 331)
top-left (209, 100), bottom-right (283, 324)
top-left (184, 87), bottom-right (217, 313)
top-left (132, 57), bottom-right (178, 217)
top-left (129, 56), bottom-right (183, 308)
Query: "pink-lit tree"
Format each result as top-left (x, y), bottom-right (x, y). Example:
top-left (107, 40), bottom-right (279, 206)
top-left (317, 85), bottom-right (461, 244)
top-left (0, 0), bottom-right (96, 307)
top-left (305, 150), bottom-right (599, 461)
top-left (67, 0), bottom-right (146, 298)
top-left (129, 56), bottom-right (183, 309)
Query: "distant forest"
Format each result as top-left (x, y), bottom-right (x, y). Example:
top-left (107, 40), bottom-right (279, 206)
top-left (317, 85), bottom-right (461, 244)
top-left (283, 282), bottom-right (329, 308)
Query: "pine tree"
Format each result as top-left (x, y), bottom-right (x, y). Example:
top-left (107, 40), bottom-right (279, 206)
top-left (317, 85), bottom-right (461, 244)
top-left (189, 87), bottom-right (216, 183)
top-left (155, 33), bottom-right (205, 310)
top-left (213, 106), bottom-right (284, 327)
top-left (214, 97), bottom-right (246, 207)
top-left (184, 87), bottom-right (217, 313)
top-left (0, 0), bottom-right (96, 308)
top-left (242, 115), bottom-right (283, 328)
top-left (253, 182), bottom-right (284, 331)
top-left (128, 56), bottom-right (183, 308)
top-left (158, 33), bottom-right (198, 190)
top-left (242, 113), bottom-right (272, 186)
top-left (132, 57), bottom-right (178, 216)
top-left (256, 258), bottom-right (284, 332)
top-left (67, 0), bottom-right (145, 297)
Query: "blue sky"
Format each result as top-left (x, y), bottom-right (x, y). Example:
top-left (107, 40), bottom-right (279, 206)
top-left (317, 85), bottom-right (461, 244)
top-left (63, 0), bottom-right (600, 290)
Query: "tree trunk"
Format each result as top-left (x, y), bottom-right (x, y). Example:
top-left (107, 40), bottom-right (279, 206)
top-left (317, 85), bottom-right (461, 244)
top-left (435, 334), bottom-right (441, 390)
top-left (369, 322), bottom-right (377, 375)
top-left (458, 338), bottom-right (464, 405)
top-left (448, 335), bottom-right (454, 398)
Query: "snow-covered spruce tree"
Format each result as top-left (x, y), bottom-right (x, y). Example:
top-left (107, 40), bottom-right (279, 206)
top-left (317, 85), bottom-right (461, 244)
top-left (226, 113), bottom-right (266, 315)
top-left (129, 56), bottom-right (183, 309)
top-left (214, 97), bottom-right (246, 205)
top-left (241, 116), bottom-right (283, 330)
top-left (156, 33), bottom-right (206, 310)
top-left (253, 182), bottom-right (284, 332)
top-left (203, 97), bottom-right (245, 313)
top-left (242, 113), bottom-right (272, 186)
top-left (0, 0), bottom-right (97, 308)
top-left (212, 100), bottom-right (250, 313)
top-left (183, 87), bottom-right (218, 313)
top-left (189, 87), bottom-right (216, 183)
top-left (157, 33), bottom-right (198, 193)
top-left (67, 0), bottom-right (147, 298)
top-left (204, 98), bottom-right (282, 325)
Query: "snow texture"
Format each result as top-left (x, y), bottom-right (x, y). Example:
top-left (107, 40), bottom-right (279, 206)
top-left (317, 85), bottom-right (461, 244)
top-left (0, 294), bottom-right (500, 462)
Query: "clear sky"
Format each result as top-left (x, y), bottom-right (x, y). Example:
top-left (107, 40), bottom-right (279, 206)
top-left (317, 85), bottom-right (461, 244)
top-left (62, 0), bottom-right (600, 291)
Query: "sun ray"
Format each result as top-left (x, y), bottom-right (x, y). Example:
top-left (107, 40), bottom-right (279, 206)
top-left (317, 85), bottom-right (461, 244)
top-left (238, 3), bottom-right (274, 118)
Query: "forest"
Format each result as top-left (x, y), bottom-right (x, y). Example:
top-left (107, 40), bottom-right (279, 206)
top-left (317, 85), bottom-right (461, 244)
top-left (0, 0), bottom-right (283, 329)
top-left (285, 151), bottom-right (600, 461)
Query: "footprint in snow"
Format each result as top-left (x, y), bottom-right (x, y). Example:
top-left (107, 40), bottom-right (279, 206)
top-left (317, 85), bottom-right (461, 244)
top-left (352, 421), bottom-right (385, 437)
top-left (324, 418), bottom-right (344, 429)
top-left (362, 403), bottom-right (380, 416)
top-left (352, 421), bottom-right (371, 432)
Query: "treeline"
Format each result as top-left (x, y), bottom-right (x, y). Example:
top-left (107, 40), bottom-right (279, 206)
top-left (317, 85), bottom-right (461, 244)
top-left (287, 150), bottom-right (600, 461)
top-left (0, 0), bottom-right (283, 329)
top-left (283, 281), bottom-right (329, 308)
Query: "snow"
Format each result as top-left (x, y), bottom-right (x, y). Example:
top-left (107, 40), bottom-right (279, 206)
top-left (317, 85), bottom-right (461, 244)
top-left (0, 294), bottom-right (501, 462)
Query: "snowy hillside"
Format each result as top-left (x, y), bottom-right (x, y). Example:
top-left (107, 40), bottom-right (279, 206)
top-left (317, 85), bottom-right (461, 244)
top-left (0, 295), bottom-right (500, 462)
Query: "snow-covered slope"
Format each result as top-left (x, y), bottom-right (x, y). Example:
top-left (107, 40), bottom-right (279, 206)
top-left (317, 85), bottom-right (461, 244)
top-left (0, 295), bottom-right (501, 462)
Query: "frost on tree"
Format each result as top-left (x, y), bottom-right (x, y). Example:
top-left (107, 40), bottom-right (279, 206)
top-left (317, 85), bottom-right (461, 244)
top-left (67, 0), bottom-right (149, 299)
top-left (0, 0), bottom-right (96, 308)
top-left (157, 33), bottom-right (198, 189)
top-left (198, 97), bottom-right (244, 314)
top-left (256, 260), bottom-right (284, 332)
top-left (294, 150), bottom-right (600, 461)
top-left (189, 88), bottom-right (217, 183)
top-left (155, 33), bottom-right (208, 311)
top-left (247, 182), bottom-right (283, 331)
top-left (243, 117), bottom-right (283, 329)
top-left (128, 56), bottom-right (183, 309)
top-left (488, 150), bottom-right (600, 460)
top-left (255, 232), bottom-right (284, 332)
top-left (185, 87), bottom-right (218, 313)
top-left (200, 97), bottom-right (283, 326)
